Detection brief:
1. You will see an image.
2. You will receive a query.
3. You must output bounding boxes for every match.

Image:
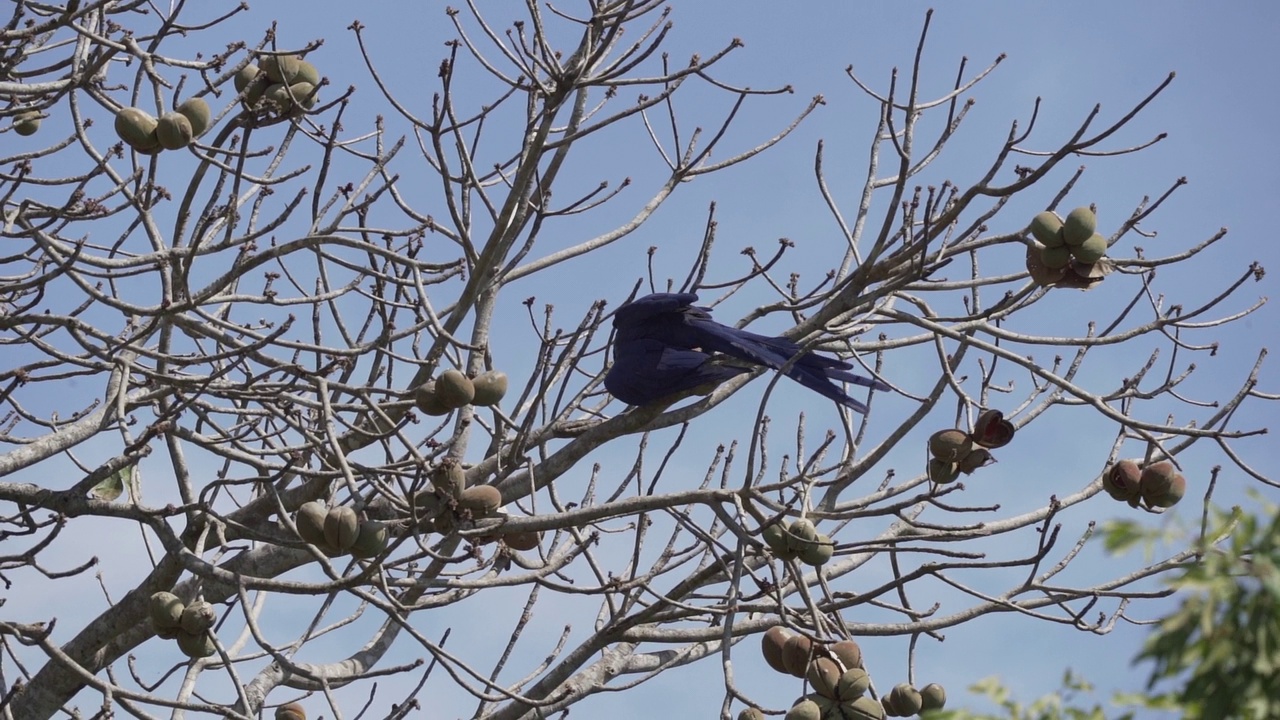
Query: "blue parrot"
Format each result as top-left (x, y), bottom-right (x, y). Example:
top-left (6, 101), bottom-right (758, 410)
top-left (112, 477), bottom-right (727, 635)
top-left (604, 292), bottom-right (889, 413)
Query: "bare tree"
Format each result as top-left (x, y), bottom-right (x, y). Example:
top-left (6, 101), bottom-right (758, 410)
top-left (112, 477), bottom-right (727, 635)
top-left (1, 2), bottom-right (1272, 719)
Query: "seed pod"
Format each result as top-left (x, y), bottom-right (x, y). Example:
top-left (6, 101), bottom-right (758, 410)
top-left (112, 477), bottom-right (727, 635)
top-left (155, 112), bottom-right (193, 150)
top-left (176, 629), bottom-right (217, 659)
top-left (928, 429), bottom-right (973, 462)
top-left (276, 703), bottom-right (307, 720)
top-left (785, 698), bottom-right (822, 720)
top-left (1140, 461), bottom-right (1186, 508)
top-left (234, 64), bottom-right (266, 107)
top-left (295, 60), bottom-right (320, 86)
top-left (349, 520), bottom-right (389, 558)
top-left (502, 529), bottom-right (541, 551)
top-left (737, 709), bottom-right (765, 720)
top-left (886, 683), bottom-right (923, 716)
top-left (920, 683), bottom-right (947, 711)
top-left (845, 696), bottom-right (886, 720)
top-left (781, 634), bottom-right (813, 678)
top-left (14, 110), bottom-right (41, 136)
top-left (295, 501), bottom-right (330, 547)
top-left (265, 83), bottom-right (294, 112)
top-left (797, 533), bottom-right (834, 567)
top-left (836, 667), bottom-right (871, 701)
top-left (807, 656), bottom-right (843, 699)
top-left (435, 369), bottom-right (475, 409)
top-left (415, 380), bottom-right (452, 416)
top-left (412, 489), bottom-right (442, 518)
top-left (1071, 232), bottom-right (1108, 265)
top-left (288, 82), bottom-right (318, 110)
top-left (176, 97), bottom-right (211, 137)
top-left (1062, 206), bottom-right (1097, 246)
top-left (179, 600), bottom-right (217, 635)
top-left (148, 591), bottom-right (186, 631)
top-left (323, 506), bottom-right (360, 552)
top-left (761, 625), bottom-right (793, 674)
top-left (114, 107), bottom-right (159, 150)
top-left (829, 639), bottom-right (863, 671)
top-left (1103, 460), bottom-right (1141, 502)
top-left (971, 409), bottom-right (1015, 449)
top-left (1040, 244), bottom-right (1072, 269)
top-left (762, 521), bottom-right (799, 560)
top-left (459, 485), bottom-right (502, 516)
top-left (470, 370), bottom-right (509, 406)
top-left (1029, 211), bottom-right (1064, 247)
top-left (261, 53), bottom-right (304, 84)
top-left (786, 518), bottom-right (819, 549)
top-left (1026, 242), bottom-right (1066, 288)
top-left (957, 448), bottom-right (994, 475)
top-left (430, 459), bottom-right (466, 500)
top-left (928, 458), bottom-right (961, 485)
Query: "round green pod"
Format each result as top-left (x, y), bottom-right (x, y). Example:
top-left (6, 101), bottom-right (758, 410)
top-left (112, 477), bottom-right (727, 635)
top-left (1040, 244), bottom-right (1072, 270)
top-left (288, 82), bottom-right (318, 110)
top-left (1062, 206), bottom-right (1097, 246)
top-left (470, 370), bottom-right (509, 406)
top-left (176, 629), bottom-right (216, 659)
top-left (261, 53), bottom-right (303, 84)
top-left (920, 683), bottom-right (947, 711)
top-left (785, 698), bottom-right (821, 720)
top-left (295, 60), bottom-right (320, 86)
top-left (435, 369), bottom-right (475, 409)
top-left (415, 381), bottom-right (452, 416)
top-left (148, 591), bottom-right (186, 631)
top-left (179, 600), bottom-right (217, 635)
top-left (14, 111), bottom-right (41, 136)
top-left (323, 505), bottom-right (360, 552)
top-left (295, 501), bottom-right (330, 547)
top-left (459, 485), bottom-right (502, 516)
top-left (176, 97), bottom-right (211, 137)
top-left (1071, 232), bottom-right (1108, 264)
top-left (1029, 211), bottom-right (1064, 247)
top-left (114, 107), bottom-right (159, 150)
top-left (349, 519), bottom-right (389, 558)
top-left (155, 112), bottom-right (193, 150)
top-left (797, 533), bottom-right (834, 566)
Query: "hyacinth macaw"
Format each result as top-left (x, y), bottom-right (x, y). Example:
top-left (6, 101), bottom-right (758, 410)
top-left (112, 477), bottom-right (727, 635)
top-left (604, 292), bottom-right (888, 413)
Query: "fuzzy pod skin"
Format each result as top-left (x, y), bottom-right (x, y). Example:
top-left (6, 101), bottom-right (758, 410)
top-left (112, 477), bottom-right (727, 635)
top-left (1040, 244), bottom-right (1072, 270)
top-left (785, 699), bottom-right (822, 720)
top-left (928, 458), bottom-right (961, 485)
top-left (920, 683), bottom-right (947, 711)
top-left (179, 600), bottom-right (217, 635)
top-left (430, 459), bottom-right (466, 500)
top-left (176, 98), bottom-right (211, 137)
top-left (836, 667), bottom-right (871, 701)
top-left (807, 656), bottom-right (843, 700)
top-left (458, 485), bottom-right (502, 516)
top-left (175, 629), bottom-right (217, 659)
top-left (148, 592), bottom-right (186, 631)
top-left (737, 709), bottom-right (765, 720)
top-left (761, 626), bottom-right (793, 674)
top-left (762, 521), bottom-right (799, 560)
top-left (829, 639), bottom-right (863, 672)
top-left (114, 107), bottom-right (159, 150)
top-left (786, 518), bottom-right (819, 548)
top-left (956, 448), bottom-right (994, 475)
top-left (349, 520), bottom-right (389, 558)
top-left (971, 409), bottom-right (1015, 449)
top-left (435, 369), bottom-right (475, 409)
top-left (1140, 461), bottom-right (1186, 508)
top-left (415, 380), bottom-right (453, 416)
top-left (797, 533), bottom-right (834, 566)
top-left (1062, 206), bottom-right (1097, 246)
top-left (295, 501), bottom-right (330, 547)
top-left (846, 696), bottom-right (887, 720)
top-left (1072, 232), bottom-right (1108, 264)
top-left (234, 64), bottom-right (266, 106)
top-left (781, 634), bottom-right (814, 678)
top-left (276, 703), bottom-right (306, 720)
top-left (1029, 211), bottom-right (1064, 247)
top-left (289, 82), bottom-right (318, 110)
top-left (1103, 460), bottom-right (1142, 502)
top-left (155, 112), bottom-right (193, 150)
top-left (323, 506), bottom-right (360, 552)
top-left (261, 54), bottom-right (303, 84)
top-left (470, 370), bottom-right (509, 406)
top-left (928, 429), bottom-right (973, 462)
top-left (265, 83), bottom-right (294, 112)
top-left (886, 683), bottom-right (923, 716)
top-left (14, 111), bottom-right (41, 136)
top-left (295, 60), bottom-right (320, 86)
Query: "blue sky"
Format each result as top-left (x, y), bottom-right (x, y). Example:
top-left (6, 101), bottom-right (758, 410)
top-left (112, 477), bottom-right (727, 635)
top-left (6, 2), bottom-right (1278, 718)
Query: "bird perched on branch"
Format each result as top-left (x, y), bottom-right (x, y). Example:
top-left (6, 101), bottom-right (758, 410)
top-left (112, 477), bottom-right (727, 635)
top-left (604, 292), bottom-right (889, 413)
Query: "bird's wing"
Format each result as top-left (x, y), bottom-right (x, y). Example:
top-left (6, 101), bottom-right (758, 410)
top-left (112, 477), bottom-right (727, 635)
top-left (612, 292), bottom-right (700, 330)
top-left (605, 338), bottom-right (745, 405)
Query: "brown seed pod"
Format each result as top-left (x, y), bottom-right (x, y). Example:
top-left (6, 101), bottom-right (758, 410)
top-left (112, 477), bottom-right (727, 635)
top-left (349, 520), bottom-right (389, 558)
top-left (458, 485), bottom-right (502, 517)
top-left (295, 501), bottom-right (330, 547)
top-left (971, 409), bottom-right (1015, 449)
top-left (179, 600), bottom-right (217, 635)
top-left (430, 459), bottom-right (466, 500)
top-left (1062, 206), bottom-right (1097, 246)
top-left (261, 53), bottom-right (304, 84)
top-left (797, 533), bottom-right (834, 567)
top-left (175, 629), bottom-right (216, 659)
top-left (928, 429), bottom-right (973, 462)
top-left (785, 698), bottom-right (822, 720)
top-left (828, 639), bottom-right (863, 672)
top-left (275, 703), bottom-right (307, 720)
top-left (846, 695), bottom-right (887, 719)
top-left (114, 107), bottom-right (159, 151)
top-left (1103, 460), bottom-right (1141, 502)
top-left (781, 634), bottom-right (814, 678)
top-left (14, 110), bottom-right (41, 136)
top-left (1029, 211), bottom-right (1065, 247)
top-left (155, 112), bottom-right (193, 150)
top-left (835, 667), bottom-right (871, 701)
top-left (176, 97), bottom-right (211, 137)
top-left (435, 369), bottom-right (475, 409)
top-left (928, 458), bottom-right (961, 485)
top-left (957, 448), bottom-right (994, 475)
top-left (807, 656), bottom-right (843, 699)
top-left (470, 370), bottom-right (509, 406)
top-left (920, 683), bottom-right (947, 711)
top-left (323, 506), bottom-right (360, 552)
top-left (415, 380), bottom-right (453, 416)
top-left (886, 683), bottom-right (923, 716)
top-left (148, 591), bottom-right (186, 632)
top-left (761, 625), bottom-right (793, 674)
top-left (1140, 461), bottom-right (1186, 508)
top-left (502, 529), bottom-right (541, 551)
